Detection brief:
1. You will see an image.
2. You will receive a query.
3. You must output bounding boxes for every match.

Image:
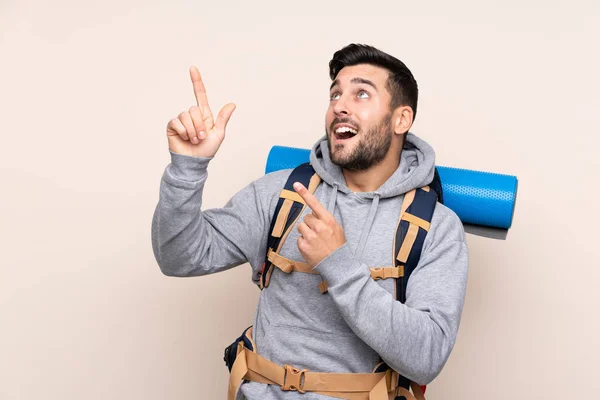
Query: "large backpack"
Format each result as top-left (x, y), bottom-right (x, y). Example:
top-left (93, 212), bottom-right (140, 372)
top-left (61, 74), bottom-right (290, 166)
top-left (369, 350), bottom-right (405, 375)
top-left (226, 162), bottom-right (443, 399)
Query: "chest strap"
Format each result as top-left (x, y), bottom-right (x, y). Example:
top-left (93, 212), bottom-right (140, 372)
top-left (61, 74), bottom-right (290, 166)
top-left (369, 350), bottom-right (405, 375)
top-left (268, 249), bottom-right (405, 292)
top-left (267, 248), bottom-right (316, 274)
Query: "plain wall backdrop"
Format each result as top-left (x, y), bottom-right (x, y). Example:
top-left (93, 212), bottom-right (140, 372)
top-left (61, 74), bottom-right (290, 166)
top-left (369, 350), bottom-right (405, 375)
top-left (1, 0), bottom-right (599, 399)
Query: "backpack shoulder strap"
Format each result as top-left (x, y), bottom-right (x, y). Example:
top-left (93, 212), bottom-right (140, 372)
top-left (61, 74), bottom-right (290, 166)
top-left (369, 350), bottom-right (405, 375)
top-left (259, 163), bottom-right (319, 289)
top-left (394, 185), bottom-right (438, 303)
top-left (429, 167), bottom-right (444, 204)
top-left (392, 185), bottom-right (438, 396)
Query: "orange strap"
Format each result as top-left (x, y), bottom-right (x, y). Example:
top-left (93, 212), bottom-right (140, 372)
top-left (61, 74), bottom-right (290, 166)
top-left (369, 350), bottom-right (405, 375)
top-left (267, 249), bottom-right (317, 274)
top-left (271, 199), bottom-right (294, 238)
top-left (400, 189), bottom-right (417, 220)
top-left (279, 189), bottom-right (305, 204)
top-left (397, 223), bottom-right (419, 263)
top-left (401, 212), bottom-right (431, 232)
top-left (318, 280), bottom-right (329, 294)
top-left (228, 344), bottom-right (412, 400)
top-left (370, 267), bottom-right (404, 280)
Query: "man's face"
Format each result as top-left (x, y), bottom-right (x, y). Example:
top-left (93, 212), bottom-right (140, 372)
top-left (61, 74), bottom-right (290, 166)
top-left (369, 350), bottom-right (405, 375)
top-left (325, 64), bottom-right (394, 171)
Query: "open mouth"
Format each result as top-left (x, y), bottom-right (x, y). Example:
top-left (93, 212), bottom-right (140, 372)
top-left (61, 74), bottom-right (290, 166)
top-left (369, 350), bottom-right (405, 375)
top-left (334, 126), bottom-right (358, 141)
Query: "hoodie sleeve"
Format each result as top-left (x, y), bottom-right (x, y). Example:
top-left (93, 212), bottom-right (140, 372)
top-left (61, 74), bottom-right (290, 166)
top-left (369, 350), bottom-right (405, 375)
top-left (313, 203), bottom-right (468, 385)
top-left (151, 150), bottom-right (286, 280)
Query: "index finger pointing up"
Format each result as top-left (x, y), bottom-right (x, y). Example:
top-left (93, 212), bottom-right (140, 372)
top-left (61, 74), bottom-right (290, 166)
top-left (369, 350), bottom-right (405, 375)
top-left (293, 182), bottom-right (329, 219)
top-left (189, 66), bottom-right (214, 125)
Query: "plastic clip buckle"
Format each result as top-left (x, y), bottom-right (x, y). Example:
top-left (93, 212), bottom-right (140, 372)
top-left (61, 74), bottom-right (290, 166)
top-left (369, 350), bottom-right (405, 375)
top-left (281, 364), bottom-right (307, 394)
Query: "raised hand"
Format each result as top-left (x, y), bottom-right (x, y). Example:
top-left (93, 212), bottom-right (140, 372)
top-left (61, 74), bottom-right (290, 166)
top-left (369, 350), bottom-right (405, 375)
top-left (294, 182), bottom-right (347, 267)
top-left (166, 66), bottom-right (236, 158)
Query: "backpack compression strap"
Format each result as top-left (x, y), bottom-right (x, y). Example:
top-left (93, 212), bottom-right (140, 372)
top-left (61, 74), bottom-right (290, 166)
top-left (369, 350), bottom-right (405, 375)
top-left (259, 163), bottom-right (320, 289)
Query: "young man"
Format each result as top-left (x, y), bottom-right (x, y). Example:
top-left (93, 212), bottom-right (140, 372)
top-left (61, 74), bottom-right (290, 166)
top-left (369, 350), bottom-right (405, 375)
top-left (152, 44), bottom-right (468, 399)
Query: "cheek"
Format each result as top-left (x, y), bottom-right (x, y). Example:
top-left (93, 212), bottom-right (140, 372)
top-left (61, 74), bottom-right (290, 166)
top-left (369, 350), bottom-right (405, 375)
top-left (325, 109), bottom-right (335, 128)
top-left (356, 106), bottom-right (384, 127)
top-left (355, 105), bottom-right (374, 120)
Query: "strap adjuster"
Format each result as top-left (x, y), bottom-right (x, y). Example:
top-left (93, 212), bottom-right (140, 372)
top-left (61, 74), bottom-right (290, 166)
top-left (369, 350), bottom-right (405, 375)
top-left (282, 364), bottom-right (307, 393)
top-left (370, 266), bottom-right (404, 280)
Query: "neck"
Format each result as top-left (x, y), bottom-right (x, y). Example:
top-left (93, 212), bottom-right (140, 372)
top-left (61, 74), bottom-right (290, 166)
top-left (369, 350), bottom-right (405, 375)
top-left (342, 145), bottom-right (402, 193)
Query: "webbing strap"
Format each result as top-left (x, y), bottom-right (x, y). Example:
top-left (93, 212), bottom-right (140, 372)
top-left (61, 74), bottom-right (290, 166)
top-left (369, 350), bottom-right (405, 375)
top-left (400, 189), bottom-right (417, 220)
top-left (394, 383), bottom-right (426, 400)
top-left (318, 281), bottom-right (329, 294)
top-left (271, 199), bottom-right (294, 238)
top-left (267, 249), bottom-right (317, 274)
top-left (307, 172), bottom-right (321, 193)
top-left (393, 189), bottom-right (417, 266)
top-left (269, 251), bottom-right (407, 284)
top-left (410, 382), bottom-right (426, 400)
top-left (397, 223), bottom-right (419, 263)
top-left (394, 387), bottom-right (423, 400)
top-left (279, 189), bottom-right (305, 204)
top-left (369, 267), bottom-right (404, 280)
top-left (402, 212), bottom-right (431, 232)
top-left (228, 344), bottom-right (406, 400)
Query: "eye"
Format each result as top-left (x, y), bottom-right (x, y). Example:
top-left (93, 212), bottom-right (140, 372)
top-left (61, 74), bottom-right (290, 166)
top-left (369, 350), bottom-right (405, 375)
top-left (330, 92), bottom-right (340, 101)
top-left (357, 90), bottom-right (370, 99)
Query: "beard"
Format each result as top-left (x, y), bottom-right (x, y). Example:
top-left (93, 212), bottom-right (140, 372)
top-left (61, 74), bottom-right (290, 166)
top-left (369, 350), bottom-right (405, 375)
top-left (327, 112), bottom-right (393, 171)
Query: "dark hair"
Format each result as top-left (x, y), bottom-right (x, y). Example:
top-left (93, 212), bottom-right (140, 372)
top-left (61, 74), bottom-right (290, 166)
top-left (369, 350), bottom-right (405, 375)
top-left (329, 44), bottom-right (419, 120)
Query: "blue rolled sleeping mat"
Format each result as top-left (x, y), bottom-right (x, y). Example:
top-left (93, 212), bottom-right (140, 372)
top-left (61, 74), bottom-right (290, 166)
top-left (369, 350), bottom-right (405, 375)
top-left (266, 145), bottom-right (518, 239)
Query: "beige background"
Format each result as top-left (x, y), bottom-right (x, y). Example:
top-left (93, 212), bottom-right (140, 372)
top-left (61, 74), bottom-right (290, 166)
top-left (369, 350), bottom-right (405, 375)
top-left (1, 0), bottom-right (599, 398)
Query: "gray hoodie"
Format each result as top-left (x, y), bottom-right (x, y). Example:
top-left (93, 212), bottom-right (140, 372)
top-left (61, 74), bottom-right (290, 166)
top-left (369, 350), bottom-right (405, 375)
top-left (151, 133), bottom-right (468, 399)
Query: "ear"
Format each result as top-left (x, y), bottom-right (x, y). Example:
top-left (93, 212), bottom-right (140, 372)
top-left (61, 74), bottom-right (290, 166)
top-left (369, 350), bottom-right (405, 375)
top-left (392, 106), bottom-right (414, 136)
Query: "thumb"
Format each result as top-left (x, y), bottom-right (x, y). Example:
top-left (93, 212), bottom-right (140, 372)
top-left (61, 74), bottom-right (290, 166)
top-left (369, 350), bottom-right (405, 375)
top-left (215, 103), bottom-right (236, 132)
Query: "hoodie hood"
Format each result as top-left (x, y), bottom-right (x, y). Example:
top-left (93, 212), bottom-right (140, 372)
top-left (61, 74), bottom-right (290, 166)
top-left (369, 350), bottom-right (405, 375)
top-left (309, 132), bottom-right (437, 199)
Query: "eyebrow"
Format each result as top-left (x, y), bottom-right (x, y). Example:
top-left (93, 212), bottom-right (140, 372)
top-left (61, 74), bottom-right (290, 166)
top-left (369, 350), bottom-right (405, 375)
top-left (330, 77), bottom-right (378, 91)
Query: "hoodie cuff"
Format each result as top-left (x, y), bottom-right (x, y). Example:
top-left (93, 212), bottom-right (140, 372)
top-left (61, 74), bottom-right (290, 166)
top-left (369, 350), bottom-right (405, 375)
top-left (313, 243), bottom-right (368, 286)
top-left (167, 150), bottom-right (213, 182)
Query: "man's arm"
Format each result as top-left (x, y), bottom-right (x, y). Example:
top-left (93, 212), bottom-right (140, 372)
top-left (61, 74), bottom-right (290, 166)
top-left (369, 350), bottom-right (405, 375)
top-left (310, 201), bottom-right (468, 384)
top-left (152, 65), bottom-right (273, 278)
top-left (151, 150), bottom-right (291, 279)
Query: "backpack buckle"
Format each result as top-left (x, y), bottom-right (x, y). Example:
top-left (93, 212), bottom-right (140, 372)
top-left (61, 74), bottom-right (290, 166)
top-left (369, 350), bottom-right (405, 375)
top-left (370, 267), bottom-right (386, 280)
top-left (281, 364), bottom-right (307, 393)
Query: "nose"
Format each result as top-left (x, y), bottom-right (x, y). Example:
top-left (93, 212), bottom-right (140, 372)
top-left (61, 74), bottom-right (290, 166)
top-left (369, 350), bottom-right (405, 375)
top-left (333, 95), bottom-right (350, 116)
